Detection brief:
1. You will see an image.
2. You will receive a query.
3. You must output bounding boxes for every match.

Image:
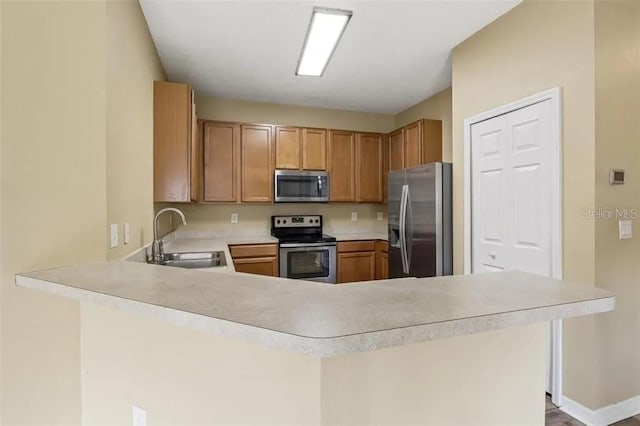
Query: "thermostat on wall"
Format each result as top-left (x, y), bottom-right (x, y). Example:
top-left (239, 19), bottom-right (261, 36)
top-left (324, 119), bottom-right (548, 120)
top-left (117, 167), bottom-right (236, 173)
top-left (609, 169), bottom-right (625, 184)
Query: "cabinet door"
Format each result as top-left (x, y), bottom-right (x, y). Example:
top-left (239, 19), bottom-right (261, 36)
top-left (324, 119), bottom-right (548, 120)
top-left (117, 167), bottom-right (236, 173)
top-left (404, 120), bottom-right (423, 168)
top-left (338, 251), bottom-right (376, 283)
top-left (328, 130), bottom-right (355, 202)
top-left (355, 133), bottom-right (382, 202)
top-left (203, 121), bottom-right (239, 202)
top-left (233, 257), bottom-right (278, 277)
top-left (388, 128), bottom-right (405, 171)
top-left (275, 126), bottom-right (300, 170)
top-left (422, 119), bottom-right (443, 163)
top-left (382, 135), bottom-right (389, 204)
top-left (381, 252), bottom-right (389, 279)
top-left (375, 240), bottom-right (389, 280)
top-left (153, 81), bottom-right (193, 202)
top-left (302, 128), bottom-right (327, 171)
top-left (241, 125), bottom-right (273, 203)
top-left (190, 93), bottom-right (201, 202)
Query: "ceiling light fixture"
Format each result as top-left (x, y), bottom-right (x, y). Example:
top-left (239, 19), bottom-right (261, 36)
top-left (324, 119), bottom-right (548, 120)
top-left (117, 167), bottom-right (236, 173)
top-left (296, 7), bottom-right (353, 77)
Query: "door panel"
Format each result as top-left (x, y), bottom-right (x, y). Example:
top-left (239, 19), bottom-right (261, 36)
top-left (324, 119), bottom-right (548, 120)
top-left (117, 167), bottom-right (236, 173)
top-left (404, 120), bottom-right (422, 168)
top-left (203, 121), bottom-right (239, 202)
top-left (328, 130), bottom-right (355, 202)
top-left (388, 129), bottom-right (404, 171)
top-left (355, 133), bottom-right (382, 202)
top-left (406, 165), bottom-right (437, 277)
top-left (471, 100), bottom-right (552, 276)
top-left (472, 115), bottom-right (509, 273)
top-left (275, 126), bottom-right (300, 170)
top-left (302, 128), bottom-right (327, 171)
top-left (388, 170), bottom-right (406, 278)
top-left (241, 125), bottom-right (273, 202)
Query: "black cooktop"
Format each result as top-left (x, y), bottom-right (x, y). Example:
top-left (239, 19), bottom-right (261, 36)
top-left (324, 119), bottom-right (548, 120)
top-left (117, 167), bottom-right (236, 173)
top-left (275, 234), bottom-right (337, 244)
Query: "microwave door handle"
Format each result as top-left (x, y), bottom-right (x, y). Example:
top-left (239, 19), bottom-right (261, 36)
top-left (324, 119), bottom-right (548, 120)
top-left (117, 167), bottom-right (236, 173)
top-left (317, 177), bottom-right (321, 197)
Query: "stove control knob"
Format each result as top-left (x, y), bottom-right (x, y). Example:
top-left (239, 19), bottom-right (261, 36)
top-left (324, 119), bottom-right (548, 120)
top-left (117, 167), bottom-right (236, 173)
top-left (315, 219), bottom-right (319, 223)
top-left (283, 219), bottom-right (287, 224)
top-left (276, 220), bottom-right (281, 224)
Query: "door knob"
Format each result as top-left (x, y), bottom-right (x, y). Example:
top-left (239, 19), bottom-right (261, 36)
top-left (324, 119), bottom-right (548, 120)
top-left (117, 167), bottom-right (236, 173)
top-left (488, 251), bottom-right (496, 259)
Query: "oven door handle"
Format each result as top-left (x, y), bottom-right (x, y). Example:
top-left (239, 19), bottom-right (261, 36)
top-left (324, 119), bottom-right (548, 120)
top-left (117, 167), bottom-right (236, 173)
top-left (279, 242), bottom-right (337, 248)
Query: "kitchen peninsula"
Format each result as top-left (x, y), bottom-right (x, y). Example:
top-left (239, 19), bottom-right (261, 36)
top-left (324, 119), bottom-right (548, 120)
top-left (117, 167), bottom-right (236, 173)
top-left (16, 251), bottom-right (613, 425)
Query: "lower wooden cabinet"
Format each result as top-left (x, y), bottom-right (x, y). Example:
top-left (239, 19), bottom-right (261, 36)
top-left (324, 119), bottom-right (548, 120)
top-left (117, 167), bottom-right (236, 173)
top-left (337, 240), bottom-right (377, 283)
top-left (375, 240), bottom-right (389, 280)
top-left (233, 257), bottom-right (278, 276)
top-left (338, 240), bottom-right (389, 283)
top-left (228, 243), bottom-right (278, 277)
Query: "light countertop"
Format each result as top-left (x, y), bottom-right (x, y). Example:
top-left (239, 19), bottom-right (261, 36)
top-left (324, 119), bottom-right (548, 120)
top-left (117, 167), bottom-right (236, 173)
top-left (16, 248), bottom-right (614, 356)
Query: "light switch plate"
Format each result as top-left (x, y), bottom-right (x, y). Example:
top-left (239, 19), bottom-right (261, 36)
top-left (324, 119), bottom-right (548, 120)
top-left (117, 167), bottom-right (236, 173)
top-left (231, 213), bottom-right (238, 224)
top-left (110, 224), bottom-right (118, 248)
top-left (132, 405), bottom-right (146, 426)
top-left (351, 212), bottom-right (358, 221)
top-left (377, 212), bottom-right (384, 221)
top-left (123, 223), bottom-right (130, 245)
top-left (619, 220), bottom-right (632, 239)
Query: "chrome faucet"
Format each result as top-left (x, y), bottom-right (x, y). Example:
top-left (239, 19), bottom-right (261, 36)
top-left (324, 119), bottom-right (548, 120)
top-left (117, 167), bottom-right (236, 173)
top-left (151, 207), bottom-right (187, 264)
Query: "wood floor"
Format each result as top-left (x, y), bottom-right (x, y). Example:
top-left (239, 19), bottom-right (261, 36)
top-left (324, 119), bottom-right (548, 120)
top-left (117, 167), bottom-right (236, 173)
top-left (545, 395), bottom-right (640, 426)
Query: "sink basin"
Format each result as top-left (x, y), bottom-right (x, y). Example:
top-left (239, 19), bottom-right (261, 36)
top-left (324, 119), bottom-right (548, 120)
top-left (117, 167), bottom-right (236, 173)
top-left (160, 251), bottom-right (227, 269)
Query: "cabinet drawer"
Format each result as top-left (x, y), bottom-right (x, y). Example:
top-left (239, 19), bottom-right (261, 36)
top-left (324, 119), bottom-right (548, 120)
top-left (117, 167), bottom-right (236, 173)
top-left (376, 240), bottom-right (389, 253)
top-left (229, 243), bottom-right (278, 259)
top-left (337, 240), bottom-right (376, 253)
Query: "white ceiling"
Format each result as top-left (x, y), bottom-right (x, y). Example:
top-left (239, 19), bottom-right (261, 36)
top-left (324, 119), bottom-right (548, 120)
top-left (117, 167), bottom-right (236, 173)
top-left (140, 0), bottom-right (521, 114)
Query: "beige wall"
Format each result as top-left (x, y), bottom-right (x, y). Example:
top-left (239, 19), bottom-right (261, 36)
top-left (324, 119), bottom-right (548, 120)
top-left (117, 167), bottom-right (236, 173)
top-left (593, 0), bottom-right (640, 407)
top-left (81, 304), bottom-right (321, 425)
top-left (82, 304), bottom-right (546, 425)
top-left (106, 0), bottom-right (165, 260)
top-left (1, 2), bottom-right (108, 424)
top-left (1, 0), bottom-right (164, 422)
top-left (451, 0), bottom-right (598, 408)
top-left (395, 87), bottom-right (453, 162)
top-left (172, 203), bottom-right (386, 237)
top-left (196, 96), bottom-right (395, 133)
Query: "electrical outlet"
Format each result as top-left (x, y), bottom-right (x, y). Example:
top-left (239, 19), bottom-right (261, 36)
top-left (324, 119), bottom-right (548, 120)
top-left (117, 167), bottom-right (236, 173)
top-left (231, 213), bottom-right (238, 224)
top-left (351, 212), bottom-right (358, 221)
top-left (110, 224), bottom-right (118, 248)
top-left (377, 212), bottom-right (384, 221)
top-left (123, 223), bottom-right (130, 245)
top-left (132, 405), bottom-right (146, 426)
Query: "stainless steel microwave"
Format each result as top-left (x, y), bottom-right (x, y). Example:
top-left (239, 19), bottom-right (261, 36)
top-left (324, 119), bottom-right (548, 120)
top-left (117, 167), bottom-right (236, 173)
top-left (274, 170), bottom-right (329, 202)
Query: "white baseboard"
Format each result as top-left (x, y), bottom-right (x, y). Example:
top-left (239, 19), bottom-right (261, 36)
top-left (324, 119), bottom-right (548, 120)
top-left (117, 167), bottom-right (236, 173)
top-left (561, 394), bottom-right (640, 426)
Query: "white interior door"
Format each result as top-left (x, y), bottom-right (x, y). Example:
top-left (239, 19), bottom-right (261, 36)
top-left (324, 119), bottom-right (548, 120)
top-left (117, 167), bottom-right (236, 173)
top-left (471, 99), bottom-right (554, 391)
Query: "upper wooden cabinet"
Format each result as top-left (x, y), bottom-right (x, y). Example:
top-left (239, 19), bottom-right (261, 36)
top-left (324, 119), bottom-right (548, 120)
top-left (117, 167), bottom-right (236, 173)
top-left (389, 128), bottom-right (405, 171)
top-left (382, 134), bottom-right (390, 204)
top-left (203, 121), bottom-right (240, 202)
top-left (355, 133), bottom-right (383, 203)
top-left (388, 119), bottom-right (442, 170)
top-left (421, 119), bottom-right (443, 164)
top-left (275, 126), bottom-right (327, 171)
top-left (153, 81), bottom-right (199, 202)
top-left (328, 130), bottom-right (356, 202)
top-left (302, 128), bottom-right (327, 171)
top-left (404, 120), bottom-right (422, 168)
top-left (275, 126), bottom-right (301, 170)
top-left (241, 124), bottom-right (274, 203)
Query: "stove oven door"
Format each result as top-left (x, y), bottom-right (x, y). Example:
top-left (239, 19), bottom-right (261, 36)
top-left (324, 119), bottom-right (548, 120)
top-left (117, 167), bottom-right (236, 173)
top-left (279, 243), bottom-right (336, 284)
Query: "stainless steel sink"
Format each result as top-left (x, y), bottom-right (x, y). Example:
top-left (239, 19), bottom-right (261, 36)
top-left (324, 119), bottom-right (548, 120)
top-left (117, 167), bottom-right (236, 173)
top-left (159, 251), bottom-right (227, 269)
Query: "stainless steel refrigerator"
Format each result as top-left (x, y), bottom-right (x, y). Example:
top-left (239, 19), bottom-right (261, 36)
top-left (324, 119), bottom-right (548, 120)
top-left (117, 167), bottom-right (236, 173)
top-left (388, 162), bottom-right (452, 278)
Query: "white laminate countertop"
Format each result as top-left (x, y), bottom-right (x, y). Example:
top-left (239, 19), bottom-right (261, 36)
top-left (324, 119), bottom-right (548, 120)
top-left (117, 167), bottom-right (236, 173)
top-left (16, 246), bottom-right (614, 356)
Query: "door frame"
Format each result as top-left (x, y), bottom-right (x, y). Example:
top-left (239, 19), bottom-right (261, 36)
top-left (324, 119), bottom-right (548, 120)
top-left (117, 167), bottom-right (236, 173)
top-left (463, 87), bottom-right (563, 406)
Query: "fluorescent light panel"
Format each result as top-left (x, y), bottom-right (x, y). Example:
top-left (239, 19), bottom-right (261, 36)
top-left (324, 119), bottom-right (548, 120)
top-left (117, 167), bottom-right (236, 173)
top-left (296, 7), bottom-right (352, 77)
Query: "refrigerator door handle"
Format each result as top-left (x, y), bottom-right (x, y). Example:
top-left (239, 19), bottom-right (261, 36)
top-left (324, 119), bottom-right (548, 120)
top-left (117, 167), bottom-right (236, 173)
top-left (404, 186), bottom-right (412, 274)
top-left (399, 184), bottom-right (409, 274)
